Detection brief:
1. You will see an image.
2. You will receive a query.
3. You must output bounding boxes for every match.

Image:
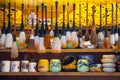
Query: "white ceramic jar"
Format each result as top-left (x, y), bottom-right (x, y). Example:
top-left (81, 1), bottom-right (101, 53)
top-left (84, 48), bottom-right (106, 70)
top-left (11, 61), bottom-right (20, 72)
top-left (21, 60), bottom-right (29, 72)
top-left (29, 62), bottom-right (36, 72)
top-left (1, 60), bottom-right (10, 72)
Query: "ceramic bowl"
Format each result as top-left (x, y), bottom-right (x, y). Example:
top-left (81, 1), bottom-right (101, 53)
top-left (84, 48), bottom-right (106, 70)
top-left (103, 68), bottom-right (116, 72)
top-left (101, 59), bottom-right (116, 63)
top-left (102, 54), bottom-right (116, 59)
top-left (102, 63), bottom-right (116, 68)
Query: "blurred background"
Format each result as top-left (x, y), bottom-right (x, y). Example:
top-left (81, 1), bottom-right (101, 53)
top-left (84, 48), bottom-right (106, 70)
top-left (0, 0), bottom-right (120, 29)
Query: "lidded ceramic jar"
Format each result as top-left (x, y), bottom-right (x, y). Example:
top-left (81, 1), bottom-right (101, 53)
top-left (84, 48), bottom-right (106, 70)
top-left (11, 61), bottom-right (20, 72)
top-left (50, 59), bottom-right (61, 72)
top-left (77, 59), bottom-right (89, 72)
top-left (29, 59), bottom-right (36, 72)
top-left (38, 59), bottom-right (49, 72)
top-left (62, 56), bottom-right (76, 71)
top-left (21, 55), bottom-right (29, 72)
top-left (1, 60), bottom-right (10, 72)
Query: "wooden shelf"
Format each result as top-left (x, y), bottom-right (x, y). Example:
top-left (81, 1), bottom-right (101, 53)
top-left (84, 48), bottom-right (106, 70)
top-left (0, 49), bottom-right (119, 53)
top-left (0, 72), bottom-right (119, 76)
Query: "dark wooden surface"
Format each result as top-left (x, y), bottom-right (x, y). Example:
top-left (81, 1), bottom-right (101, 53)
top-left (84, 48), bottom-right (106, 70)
top-left (0, 76), bottom-right (120, 80)
top-left (0, 72), bottom-right (120, 76)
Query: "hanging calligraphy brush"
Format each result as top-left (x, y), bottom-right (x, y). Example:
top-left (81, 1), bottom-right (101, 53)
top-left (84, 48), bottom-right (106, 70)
top-left (71, 1), bottom-right (78, 47)
top-left (77, 2), bottom-right (83, 48)
top-left (114, 0), bottom-right (119, 49)
top-left (26, 0), bottom-right (30, 46)
top-left (30, 0), bottom-right (35, 40)
top-left (38, 2), bottom-right (46, 53)
top-left (104, 1), bottom-right (110, 49)
top-left (50, 0), bottom-right (54, 38)
top-left (110, 1), bottom-right (115, 48)
top-left (52, 1), bottom-right (61, 53)
top-left (11, 0), bottom-right (18, 59)
top-left (84, 1), bottom-right (89, 41)
top-left (66, 2), bottom-right (73, 48)
top-left (115, 0), bottom-right (120, 49)
top-left (44, 5), bottom-right (50, 48)
top-left (61, 2), bottom-right (66, 49)
top-left (5, 0), bottom-right (13, 48)
top-left (90, 0), bottom-right (98, 45)
top-left (1, 0), bottom-right (6, 49)
top-left (97, 2), bottom-right (104, 48)
top-left (19, 0), bottom-right (26, 48)
top-left (28, 0), bottom-right (36, 52)
top-left (34, 1), bottom-right (39, 49)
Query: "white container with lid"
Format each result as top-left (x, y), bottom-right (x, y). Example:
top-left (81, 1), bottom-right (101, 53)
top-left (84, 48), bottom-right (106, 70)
top-left (1, 60), bottom-right (10, 72)
top-left (11, 61), bottom-right (20, 72)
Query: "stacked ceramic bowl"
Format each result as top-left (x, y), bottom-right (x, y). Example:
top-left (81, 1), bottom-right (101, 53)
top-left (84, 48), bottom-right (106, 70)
top-left (101, 55), bottom-right (116, 72)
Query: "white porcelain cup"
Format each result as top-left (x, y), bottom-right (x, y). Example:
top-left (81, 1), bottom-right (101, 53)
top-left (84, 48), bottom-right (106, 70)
top-left (1, 61), bottom-right (10, 72)
top-left (21, 60), bottom-right (29, 72)
top-left (11, 61), bottom-right (20, 72)
top-left (29, 62), bottom-right (37, 72)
